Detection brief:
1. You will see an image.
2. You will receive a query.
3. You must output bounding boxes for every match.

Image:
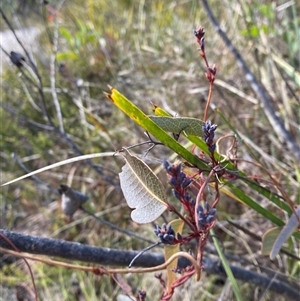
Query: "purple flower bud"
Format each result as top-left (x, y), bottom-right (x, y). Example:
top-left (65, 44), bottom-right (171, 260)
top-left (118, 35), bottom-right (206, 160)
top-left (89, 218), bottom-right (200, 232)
top-left (209, 144), bottom-right (216, 152)
top-left (169, 177), bottom-right (178, 187)
top-left (204, 202), bottom-right (210, 212)
top-left (210, 124), bottom-right (218, 131)
top-left (197, 204), bottom-right (204, 213)
top-left (206, 215), bottom-right (215, 223)
top-left (172, 189), bottom-right (181, 200)
top-left (163, 233), bottom-right (175, 244)
top-left (198, 217), bottom-right (206, 226)
top-left (182, 177), bottom-right (192, 189)
top-left (209, 208), bottom-right (217, 216)
top-left (175, 164), bottom-right (182, 174)
top-left (163, 160), bottom-right (170, 170)
top-left (178, 172), bottom-right (186, 183)
top-left (200, 37), bottom-right (205, 52)
top-left (154, 224), bottom-right (176, 244)
top-left (167, 225), bottom-right (175, 236)
top-left (198, 211), bottom-right (206, 219)
top-left (163, 160), bottom-right (174, 173)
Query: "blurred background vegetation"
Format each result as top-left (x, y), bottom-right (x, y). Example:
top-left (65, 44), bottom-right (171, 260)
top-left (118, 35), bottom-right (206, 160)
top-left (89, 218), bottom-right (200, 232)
top-left (1, 0), bottom-right (299, 300)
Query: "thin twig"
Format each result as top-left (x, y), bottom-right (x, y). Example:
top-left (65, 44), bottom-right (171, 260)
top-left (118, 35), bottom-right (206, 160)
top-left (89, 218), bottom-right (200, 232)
top-left (80, 207), bottom-right (157, 245)
top-left (50, 16), bottom-right (64, 132)
top-left (0, 7), bottom-right (53, 126)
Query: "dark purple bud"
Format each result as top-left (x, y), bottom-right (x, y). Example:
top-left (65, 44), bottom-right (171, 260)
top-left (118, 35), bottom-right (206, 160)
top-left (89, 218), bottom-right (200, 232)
top-left (169, 177), bottom-right (178, 187)
top-left (202, 121), bottom-right (211, 132)
top-left (198, 211), bottom-right (205, 219)
top-left (172, 189), bottom-right (181, 200)
top-left (163, 160), bottom-right (170, 170)
top-left (209, 144), bottom-right (216, 152)
top-left (154, 223), bottom-right (176, 244)
top-left (204, 202), bottom-right (210, 212)
top-left (194, 26), bottom-right (205, 40)
top-left (154, 225), bottom-right (161, 236)
top-left (206, 215), bottom-right (215, 223)
top-left (210, 124), bottom-right (218, 132)
top-left (182, 178), bottom-right (192, 189)
top-left (10, 51), bottom-right (25, 67)
top-left (178, 172), bottom-right (186, 183)
top-left (197, 204), bottom-right (204, 214)
top-left (183, 193), bottom-right (191, 202)
top-left (175, 164), bottom-right (182, 174)
top-left (198, 217), bottom-right (206, 226)
top-left (200, 37), bottom-right (205, 52)
top-left (209, 208), bottom-right (217, 216)
top-left (205, 137), bottom-right (210, 144)
top-left (163, 233), bottom-right (175, 244)
top-left (167, 225), bottom-right (175, 236)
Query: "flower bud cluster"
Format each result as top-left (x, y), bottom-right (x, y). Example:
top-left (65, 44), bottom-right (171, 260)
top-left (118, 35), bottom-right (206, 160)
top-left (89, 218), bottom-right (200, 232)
top-left (202, 121), bottom-right (218, 153)
top-left (154, 224), bottom-right (176, 244)
top-left (163, 160), bottom-right (195, 207)
top-left (194, 26), bottom-right (205, 53)
top-left (197, 202), bottom-right (217, 229)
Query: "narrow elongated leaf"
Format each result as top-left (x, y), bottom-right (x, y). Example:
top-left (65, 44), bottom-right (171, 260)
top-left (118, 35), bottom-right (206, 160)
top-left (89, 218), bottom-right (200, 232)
top-left (211, 229), bottom-right (243, 301)
top-left (2, 152), bottom-right (116, 186)
top-left (119, 149), bottom-right (168, 223)
top-left (149, 116), bottom-right (204, 136)
top-left (106, 87), bottom-right (208, 170)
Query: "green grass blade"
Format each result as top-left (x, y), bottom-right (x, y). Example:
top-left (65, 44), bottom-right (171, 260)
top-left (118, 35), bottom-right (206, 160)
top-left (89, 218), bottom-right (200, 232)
top-left (226, 182), bottom-right (300, 240)
top-left (210, 228), bottom-right (243, 301)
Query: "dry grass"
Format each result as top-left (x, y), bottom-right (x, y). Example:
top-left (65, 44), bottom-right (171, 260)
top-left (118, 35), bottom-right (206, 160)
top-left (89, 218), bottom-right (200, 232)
top-left (1, 0), bottom-right (299, 300)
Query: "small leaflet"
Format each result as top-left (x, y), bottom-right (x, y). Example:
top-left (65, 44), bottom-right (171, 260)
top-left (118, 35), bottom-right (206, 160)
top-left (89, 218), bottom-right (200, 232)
top-left (149, 116), bottom-right (204, 136)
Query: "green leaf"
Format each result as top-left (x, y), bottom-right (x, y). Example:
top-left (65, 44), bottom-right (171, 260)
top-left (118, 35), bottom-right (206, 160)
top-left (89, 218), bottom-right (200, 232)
top-left (106, 87), bottom-right (208, 170)
top-left (56, 51), bottom-right (79, 61)
top-left (211, 228), bottom-right (243, 301)
top-left (119, 148), bottom-right (168, 223)
top-left (151, 104), bottom-right (234, 167)
top-left (149, 116), bottom-right (204, 136)
top-left (58, 28), bottom-right (74, 44)
top-left (226, 182), bottom-right (285, 226)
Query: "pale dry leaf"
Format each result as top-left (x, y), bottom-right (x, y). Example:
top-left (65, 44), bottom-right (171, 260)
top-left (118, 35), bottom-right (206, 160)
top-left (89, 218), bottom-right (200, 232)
top-left (119, 149), bottom-right (168, 223)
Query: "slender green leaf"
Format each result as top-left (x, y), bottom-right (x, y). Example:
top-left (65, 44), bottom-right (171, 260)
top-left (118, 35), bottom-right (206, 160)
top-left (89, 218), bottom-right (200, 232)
top-left (211, 229), bottom-right (243, 301)
top-left (58, 28), bottom-right (74, 44)
top-left (106, 88), bottom-right (208, 170)
top-left (2, 152), bottom-right (116, 186)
